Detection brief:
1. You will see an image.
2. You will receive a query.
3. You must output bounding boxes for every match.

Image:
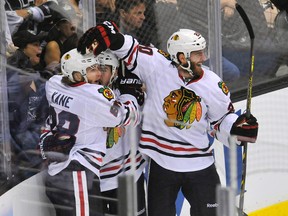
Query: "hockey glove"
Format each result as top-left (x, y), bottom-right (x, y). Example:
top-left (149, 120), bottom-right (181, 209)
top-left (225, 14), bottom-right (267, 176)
top-left (116, 72), bottom-right (145, 106)
top-left (77, 21), bottom-right (124, 55)
top-left (230, 113), bottom-right (258, 144)
top-left (39, 132), bottom-right (76, 161)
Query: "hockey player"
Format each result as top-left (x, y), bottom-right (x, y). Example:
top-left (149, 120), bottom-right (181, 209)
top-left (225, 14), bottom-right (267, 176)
top-left (97, 50), bottom-right (147, 215)
top-left (39, 48), bottom-right (143, 216)
top-left (77, 21), bottom-right (259, 216)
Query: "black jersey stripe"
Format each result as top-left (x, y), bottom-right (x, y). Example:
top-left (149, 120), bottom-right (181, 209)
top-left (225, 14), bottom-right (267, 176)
top-left (81, 148), bottom-right (105, 157)
top-left (139, 144), bottom-right (213, 158)
top-left (142, 129), bottom-right (199, 147)
top-left (101, 158), bottom-right (146, 179)
top-left (79, 152), bottom-right (101, 170)
top-left (103, 150), bottom-right (142, 165)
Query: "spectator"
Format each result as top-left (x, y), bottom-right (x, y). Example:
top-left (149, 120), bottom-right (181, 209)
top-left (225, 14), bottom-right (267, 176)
top-left (9, 30), bottom-right (49, 78)
top-left (220, 0), bottom-right (285, 87)
top-left (7, 30), bottom-right (49, 185)
top-left (40, 15), bottom-right (78, 74)
top-left (3, 6), bottom-right (18, 57)
top-left (271, 0), bottom-right (288, 75)
top-left (97, 50), bottom-right (147, 215)
top-left (116, 0), bottom-right (158, 46)
top-left (96, 0), bottom-right (118, 24)
top-left (117, 0), bottom-right (146, 37)
top-left (69, 0), bottom-right (83, 17)
top-left (5, 0), bottom-right (65, 36)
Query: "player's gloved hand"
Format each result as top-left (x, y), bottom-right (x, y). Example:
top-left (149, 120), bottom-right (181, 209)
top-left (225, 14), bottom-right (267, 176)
top-left (115, 72), bottom-right (145, 106)
top-left (77, 21), bottom-right (124, 55)
top-left (39, 131), bottom-right (76, 161)
top-left (230, 113), bottom-right (258, 144)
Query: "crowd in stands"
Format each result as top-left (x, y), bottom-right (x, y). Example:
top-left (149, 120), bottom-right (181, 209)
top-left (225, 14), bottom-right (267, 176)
top-left (4, 0), bottom-right (83, 187)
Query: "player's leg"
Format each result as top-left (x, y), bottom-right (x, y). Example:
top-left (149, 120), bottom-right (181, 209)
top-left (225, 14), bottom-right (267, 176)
top-left (181, 164), bottom-right (220, 216)
top-left (100, 173), bottom-right (146, 215)
top-left (136, 173), bottom-right (147, 216)
top-left (45, 160), bottom-right (104, 216)
top-left (147, 159), bottom-right (182, 216)
top-left (88, 172), bottom-right (104, 216)
top-left (101, 189), bottom-right (117, 214)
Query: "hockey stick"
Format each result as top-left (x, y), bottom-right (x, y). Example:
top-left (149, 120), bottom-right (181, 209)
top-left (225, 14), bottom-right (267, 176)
top-left (235, 3), bottom-right (255, 216)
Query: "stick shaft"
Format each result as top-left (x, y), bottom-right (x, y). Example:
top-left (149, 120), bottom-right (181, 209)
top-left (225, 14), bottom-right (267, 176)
top-left (235, 4), bottom-right (255, 216)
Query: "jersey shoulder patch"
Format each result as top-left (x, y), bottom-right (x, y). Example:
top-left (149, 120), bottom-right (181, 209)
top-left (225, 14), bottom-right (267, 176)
top-left (218, 81), bottom-right (229, 95)
top-left (157, 49), bottom-right (171, 60)
top-left (98, 86), bottom-right (114, 101)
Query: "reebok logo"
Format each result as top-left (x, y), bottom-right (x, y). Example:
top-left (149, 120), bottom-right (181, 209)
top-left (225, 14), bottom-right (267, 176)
top-left (207, 203), bottom-right (219, 208)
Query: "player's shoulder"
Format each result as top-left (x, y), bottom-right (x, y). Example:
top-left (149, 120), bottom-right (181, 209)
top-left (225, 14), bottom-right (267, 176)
top-left (202, 66), bottom-right (222, 81)
top-left (46, 75), bottom-right (62, 87)
top-left (156, 49), bottom-right (172, 61)
top-left (138, 44), bottom-right (171, 61)
top-left (88, 85), bottom-right (116, 101)
top-left (200, 66), bottom-right (230, 95)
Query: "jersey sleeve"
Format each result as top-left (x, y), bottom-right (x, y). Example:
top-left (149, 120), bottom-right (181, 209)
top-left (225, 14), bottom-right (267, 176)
top-left (84, 85), bottom-right (141, 128)
top-left (215, 112), bottom-right (239, 147)
top-left (111, 35), bottom-right (165, 83)
top-left (203, 72), bottom-right (238, 146)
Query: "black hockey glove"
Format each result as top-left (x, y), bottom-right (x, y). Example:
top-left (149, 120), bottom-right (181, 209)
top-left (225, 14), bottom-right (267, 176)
top-left (77, 21), bottom-right (124, 55)
top-left (39, 132), bottom-right (76, 161)
top-left (230, 113), bottom-right (258, 144)
top-left (115, 72), bottom-right (145, 106)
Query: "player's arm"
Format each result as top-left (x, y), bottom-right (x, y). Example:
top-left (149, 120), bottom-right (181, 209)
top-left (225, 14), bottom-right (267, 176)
top-left (206, 77), bottom-right (258, 146)
top-left (38, 115), bottom-right (76, 162)
top-left (76, 21), bottom-right (146, 72)
top-left (89, 85), bottom-right (142, 128)
top-left (77, 21), bottom-right (159, 84)
top-left (211, 108), bottom-right (258, 146)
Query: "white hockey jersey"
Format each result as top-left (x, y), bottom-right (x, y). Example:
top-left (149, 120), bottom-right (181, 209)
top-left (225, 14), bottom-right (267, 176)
top-left (100, 90), bottom-right (147, 192)
top-left (112, 35), bottom-right (239, 172)
top-left (45, 75), bottom-right (141, 177)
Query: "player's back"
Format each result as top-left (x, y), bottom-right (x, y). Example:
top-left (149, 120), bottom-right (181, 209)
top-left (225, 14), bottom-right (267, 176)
top-left (45, 75), bottom-right (121, 153)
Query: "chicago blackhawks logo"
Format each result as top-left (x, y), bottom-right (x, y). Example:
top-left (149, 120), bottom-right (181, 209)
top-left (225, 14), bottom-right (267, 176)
top-left (63, 53), bottom-right (71, 60)
top-left (98, 86), bottom-right (114, 101)
top-left (106, 127), bottom-right (125, 148)
top-left (163, 87), bottom-right (202, 129)
top-left (218, 81), bottom-right (229, 95)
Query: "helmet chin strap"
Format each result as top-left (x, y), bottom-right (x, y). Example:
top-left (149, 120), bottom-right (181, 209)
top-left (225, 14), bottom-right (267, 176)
top-left (83, 73), bottom-right (88, 83)
top-left (179, 60), bottom-right (195, 78)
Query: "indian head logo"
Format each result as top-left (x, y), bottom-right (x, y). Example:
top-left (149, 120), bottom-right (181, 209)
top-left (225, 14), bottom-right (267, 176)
top-left (163, 87), bottom-right (202, 129)
top-left (106, 127), bottom-right (125, 148)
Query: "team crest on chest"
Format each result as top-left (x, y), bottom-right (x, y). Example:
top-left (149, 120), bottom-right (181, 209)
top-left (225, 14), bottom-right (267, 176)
top-left (98, 87), bottom-right (114, 101)
top-left (106, 127), bottom-right (125, 148)
top-left (162, 86), bottom-right (202, 129)
top-left (218, 81), bottom-right (229, 95)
